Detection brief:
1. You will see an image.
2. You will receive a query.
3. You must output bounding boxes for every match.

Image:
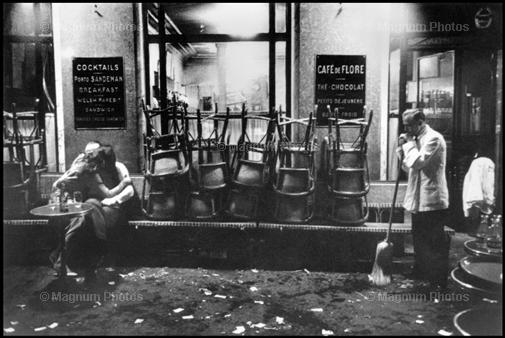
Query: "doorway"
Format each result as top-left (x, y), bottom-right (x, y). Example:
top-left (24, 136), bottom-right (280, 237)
top-left (387, 47), bottom-right (498, 230)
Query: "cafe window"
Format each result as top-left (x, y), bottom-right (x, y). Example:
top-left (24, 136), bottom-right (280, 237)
top-left (3, 3), bottom-right (56, 171)
top-left (143, 3), bottom-right (290, 136)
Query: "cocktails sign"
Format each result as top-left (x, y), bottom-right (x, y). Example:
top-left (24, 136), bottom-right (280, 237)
top-left (73, 57), bottom-right (125, 129)
top-left (315, 55), bottom-right (366, 125)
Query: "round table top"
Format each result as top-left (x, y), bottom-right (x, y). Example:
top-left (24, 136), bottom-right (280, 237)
top-left (451, 267), bottom-right (502, 295)
top-left (30, 203), bottom-right (94, 218)
top-left (459, 256), bottom-right (502, 286)
top-left (464, 239), bottom-right (503, 259)
top-left (453, 307), bottom-right (503, 336)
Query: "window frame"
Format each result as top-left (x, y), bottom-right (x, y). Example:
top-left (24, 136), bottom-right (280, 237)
top-left (142, 3), bottom-right (291, 134)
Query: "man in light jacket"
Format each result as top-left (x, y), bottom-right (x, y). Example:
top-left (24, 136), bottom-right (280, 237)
top-left (396, 109), bottom-right (450, 288)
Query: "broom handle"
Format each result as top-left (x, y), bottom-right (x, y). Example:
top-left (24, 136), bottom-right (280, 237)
top-left (386, 158), bottom-right (402, 242)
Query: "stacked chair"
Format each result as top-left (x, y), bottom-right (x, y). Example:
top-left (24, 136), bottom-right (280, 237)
top-left (325, 108), bottom-right (373, 225)
top-left (272, 112), bottom-right (317, 223)
top-left (141, 100), bottom-right (190, 220)
top-left (185, 107), bottom-right (231, 219)
top-left (226, 106), bottom-right (277, 220)
top-left (3, 100), bottom-right (43, 217)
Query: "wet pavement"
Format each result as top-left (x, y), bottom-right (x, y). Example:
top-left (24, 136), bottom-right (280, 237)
top-left (3, 232), bottom-right (502, 335)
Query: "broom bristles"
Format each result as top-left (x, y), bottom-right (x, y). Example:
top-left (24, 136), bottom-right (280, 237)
top-left (369, 240), bottom-right (394, 286)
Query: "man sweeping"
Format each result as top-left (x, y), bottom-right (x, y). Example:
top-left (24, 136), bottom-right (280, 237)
top-left (397, 109), bottom-right (450, 288)
top-left (370, 108), bottom-right (450, 287)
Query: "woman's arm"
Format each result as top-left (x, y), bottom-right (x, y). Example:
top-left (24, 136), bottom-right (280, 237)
top-left (92, 173), bottom-right (129, 198)
top-left (102, 185), bottom-right (134, 206)
top-left (100, 162), bottom-right (134, 206)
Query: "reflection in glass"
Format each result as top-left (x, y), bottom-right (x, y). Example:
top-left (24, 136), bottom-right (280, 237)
top-left (417, 51), bottom-right (454, 139)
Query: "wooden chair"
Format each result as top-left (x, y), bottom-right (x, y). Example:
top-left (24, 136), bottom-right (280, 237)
top-left (142, 149), bottom-right (189, 220)
top-left (3, 161), bottom-right (34, 218)
top-left (272, 112), bottom-right (317, 223)
top-left (226, 107), bottom-right (277, 220)
top-left (185, 107), bottom-right (230, 219)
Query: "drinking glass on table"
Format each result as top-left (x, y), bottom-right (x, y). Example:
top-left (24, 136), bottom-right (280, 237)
top-left (49, 191), bottom-right (60, 211)
top-left (73, 191), bottom-right (83, 208)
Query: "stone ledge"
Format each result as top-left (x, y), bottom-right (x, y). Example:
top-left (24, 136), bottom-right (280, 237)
top-left (3, 219), bottom-right (455, 235)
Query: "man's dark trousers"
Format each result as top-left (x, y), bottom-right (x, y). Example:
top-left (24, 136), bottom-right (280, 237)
top-left (411, 209), bottom-right (451, 287)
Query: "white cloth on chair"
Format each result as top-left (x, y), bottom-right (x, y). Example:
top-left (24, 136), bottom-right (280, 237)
top-left (462, 156), bottom-right (495, 217)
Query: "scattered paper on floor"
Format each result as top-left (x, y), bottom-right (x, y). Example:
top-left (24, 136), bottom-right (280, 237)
top-left (233, 326), bottom-right (245, 334)
top-left (322, 329), bottom-right (334, 336)
top-left (134, 319), bottom-right (144, 324)
top-left (251, 323), bottom-right (266, 328)
top-left (438, 329), bottom-right (453, 336)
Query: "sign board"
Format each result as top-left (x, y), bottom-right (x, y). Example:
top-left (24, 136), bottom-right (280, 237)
top-left (315, 55), bottom-right (366, 125)
top-left (73, 57), bottom-right (126, 129)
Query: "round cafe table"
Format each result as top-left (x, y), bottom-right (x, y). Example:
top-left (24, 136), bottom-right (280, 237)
top-left (30, 202), bottom-right (94, 277)
top-left (464, 239), bottom-right (502, 260)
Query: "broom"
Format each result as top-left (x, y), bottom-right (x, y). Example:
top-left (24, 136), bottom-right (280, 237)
top-left (369, 158), bottom-right (402, 286)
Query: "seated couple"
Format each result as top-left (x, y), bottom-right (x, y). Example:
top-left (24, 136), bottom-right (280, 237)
top-left (50, 141), bottom-right (140, 278)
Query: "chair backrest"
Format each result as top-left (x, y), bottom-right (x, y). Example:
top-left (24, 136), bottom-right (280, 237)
top-left (328, 107), bottom-right (373, 152)
top-left (186, 108), bottom-right (230, 165)
top-left (276, 112), bottom-right (316, 173)
top-left (276, 112), bottom-right (314, 146)
top-left (236, 107), bottom-right (277, 164)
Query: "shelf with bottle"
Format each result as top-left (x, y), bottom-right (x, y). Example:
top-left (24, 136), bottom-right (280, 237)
top-left (485, 214), bottom-right (502, 253)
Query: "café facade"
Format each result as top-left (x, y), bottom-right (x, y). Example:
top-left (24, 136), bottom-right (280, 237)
top-left (3, 3), bottom-right (503, 227)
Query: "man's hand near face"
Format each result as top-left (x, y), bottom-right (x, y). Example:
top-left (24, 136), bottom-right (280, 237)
top-left (398, 133), bottom-right (415, 146)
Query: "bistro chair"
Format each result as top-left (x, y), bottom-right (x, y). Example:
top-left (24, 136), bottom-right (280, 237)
top-left (185, 107), bottom-right (231, 219)
top-left (142, 149), bottom-right (189, 220)
top-left (3, 160), bottom-right (35, 218)
top-left (226, 106), bottom-right (277, 220)
top-left (324, 107), bottom-right (373, 226)
top-left (272, 112), bottom-right (317, 223)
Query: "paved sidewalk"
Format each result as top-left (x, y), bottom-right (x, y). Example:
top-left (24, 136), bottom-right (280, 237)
top-left (2, 233), bottom-right (502, 335)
